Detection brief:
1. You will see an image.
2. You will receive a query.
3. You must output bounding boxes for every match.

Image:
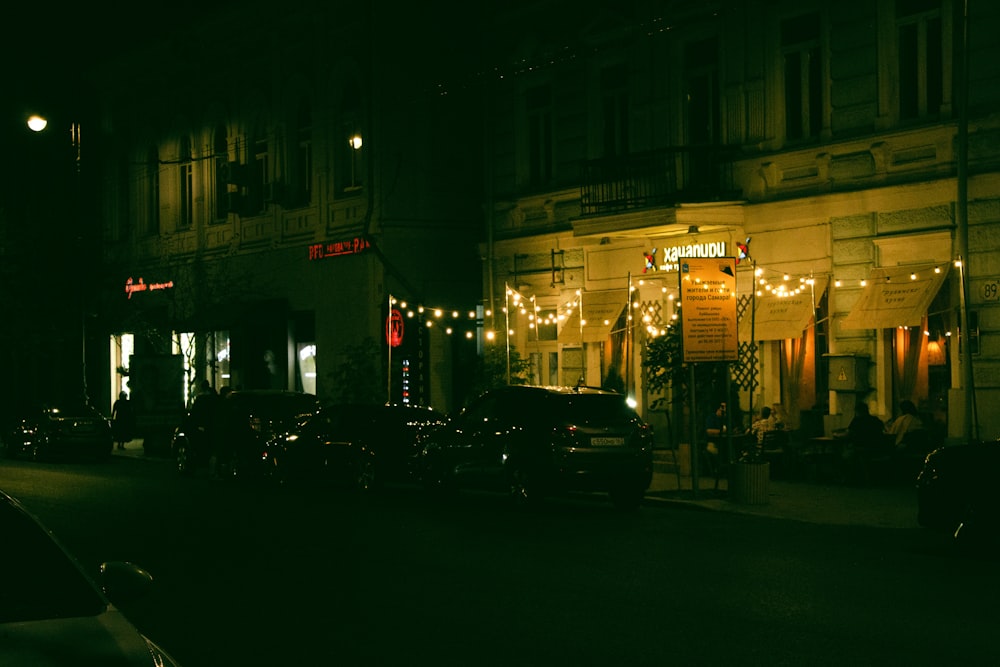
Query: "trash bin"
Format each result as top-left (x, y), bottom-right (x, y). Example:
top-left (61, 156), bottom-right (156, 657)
top-left (732, 461), bottom-right (770, 505)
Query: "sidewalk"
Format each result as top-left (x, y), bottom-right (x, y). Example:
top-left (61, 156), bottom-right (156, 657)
top-left (645, 458), bottom-right (920, 529)
top-left (113, 440), bottom-right (920, 529)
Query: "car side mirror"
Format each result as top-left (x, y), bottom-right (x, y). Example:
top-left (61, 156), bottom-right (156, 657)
top-left (99, 561), bottom-right (153, 603)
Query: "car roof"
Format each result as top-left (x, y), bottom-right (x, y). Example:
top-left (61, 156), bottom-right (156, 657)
top-left (493, 384), bottom-right (624, 397)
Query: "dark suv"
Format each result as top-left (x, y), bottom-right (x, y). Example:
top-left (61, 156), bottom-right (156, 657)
top-left (264, 403), bottom-right (448, 488)
top-left (172, 389), bottom-right (320, 478)
top-left (417, 385), bottom-right (654, 509)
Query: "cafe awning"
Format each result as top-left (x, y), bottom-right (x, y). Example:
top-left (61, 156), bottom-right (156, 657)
top-left (559, 289), bottom-right (629, 344)
top-left (739, 276), bottom-right (828, 341)
top-left (840, 264), bottom-right (948, 331)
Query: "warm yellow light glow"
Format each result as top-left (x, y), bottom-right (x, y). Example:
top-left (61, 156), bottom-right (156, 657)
top-left (27, 115), bottom-right (47, 132)
top-left (349, 134), bottom-right (363, 149)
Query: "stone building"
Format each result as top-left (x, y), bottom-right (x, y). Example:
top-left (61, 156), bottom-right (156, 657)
top-left (479, 0), bottom-right (1000, 444)
top-left (87, 2), bottom-right (486, 425)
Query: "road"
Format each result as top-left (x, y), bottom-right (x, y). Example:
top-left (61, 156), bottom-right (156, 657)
top-left (1, 455), bottom-right (998, 666)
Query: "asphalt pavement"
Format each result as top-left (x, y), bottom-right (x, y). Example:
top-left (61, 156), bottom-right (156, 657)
top-left (114, 440), bottom-right (920, 529)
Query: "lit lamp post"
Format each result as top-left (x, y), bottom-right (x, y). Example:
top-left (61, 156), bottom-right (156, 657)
top-left (349, 133), bottom-right (362, 187)
top-left (26, 112), bottom-right (89, 404)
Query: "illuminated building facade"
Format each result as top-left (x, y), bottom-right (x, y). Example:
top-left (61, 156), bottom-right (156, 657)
top-left (480, 0), bottom-right (1000, 443)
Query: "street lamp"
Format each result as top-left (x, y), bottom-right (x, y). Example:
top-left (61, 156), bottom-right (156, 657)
top-left (349, 133), bottom-right (362, 187)
top-left (26, 112), bottom-right (89, 404)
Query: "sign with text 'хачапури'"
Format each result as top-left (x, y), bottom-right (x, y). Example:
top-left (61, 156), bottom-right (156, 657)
top-left (680, 257), bottom-right (738, 363)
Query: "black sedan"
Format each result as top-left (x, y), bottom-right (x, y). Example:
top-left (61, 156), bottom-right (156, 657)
top-left (264, 403), bottom-right (448, 488)
top-left (0, 489), bottom-right (181, 666)
top-left (3, 403), bottom-right (113, 462)
top-left (417, 385), bottom-right (654, 509)
top-left (172, 389), bottom-right (321, 478)
top-left (917, 442), bottom-right (1000, 544)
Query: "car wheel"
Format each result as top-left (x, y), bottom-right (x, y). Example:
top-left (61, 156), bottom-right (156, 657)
top-left (610, 485), bottom-right (645, 511)
top-left (509, 466), bottom-right (543, 507)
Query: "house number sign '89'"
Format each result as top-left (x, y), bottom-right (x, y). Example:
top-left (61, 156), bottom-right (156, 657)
top-left (979, 280), bottom-right (1000, 302)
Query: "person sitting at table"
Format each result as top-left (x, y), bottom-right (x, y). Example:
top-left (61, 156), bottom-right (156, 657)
top-left (750, 406), bottom-right (777, 445)
top-left (771, 403), bottom-right (787, 430)
top-left (839, 402), bottom-right (891, 484)
top-left (848, 401), bottom-right (887, 446)
top-left (887, 399), bottom-right (923, 449)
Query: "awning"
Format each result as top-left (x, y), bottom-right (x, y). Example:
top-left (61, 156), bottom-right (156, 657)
top-left (559, 289), bottom-right (629, 344)
top-left (739, 276), bottom-right (828, 341)
top-left (840, 264), bottom-right (948, 331)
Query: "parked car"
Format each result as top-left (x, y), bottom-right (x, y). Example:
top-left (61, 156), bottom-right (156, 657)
top-left (171, 389), bottom-right (320, 479)
top-left (3, 402), bottom-right (113, 461)
top-left (417, 385), bottom-right (654, 509)
top-left (0, 488), bottom-right (182, 666)
top-left (917, 442), bottom-right (1000, 545)
top-left (264, 403), bottom-right (448, 488)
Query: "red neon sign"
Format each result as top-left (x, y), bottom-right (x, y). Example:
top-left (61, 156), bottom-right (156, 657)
top-left (125, 277), bottom-right (174, 299)
top-left (309, 237), bottom-right (371, 260)
top-left (386, 309), bottom-right (404, 347)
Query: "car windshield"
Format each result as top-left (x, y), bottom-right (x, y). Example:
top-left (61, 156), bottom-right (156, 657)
top-left (0, 496), bottom-right (106, 623)
top-left (549, 394), bottom-right (637, 427)
top-left (235, 393), bottom-right (319, 420)
top-left (45, 404), bottom-right (102, 420)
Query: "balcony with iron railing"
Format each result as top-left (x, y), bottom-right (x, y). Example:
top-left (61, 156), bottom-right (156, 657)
top-left (579, 146), bottom-right (740, 217)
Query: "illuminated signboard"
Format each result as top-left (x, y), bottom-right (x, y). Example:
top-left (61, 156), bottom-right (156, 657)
top-left (643, 241), bottom-right (728, 273)
top-left (309, 237), bottom-right (371, 260)
top-left (125, 277), bottom-right (174, 299)
top-left (680, 257), bottom-right (738, 363)
top-left (386, 309), bottom-right (404, 347)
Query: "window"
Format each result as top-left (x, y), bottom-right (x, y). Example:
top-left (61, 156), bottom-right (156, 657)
top-left (526, 83), bottom-right (553, 188)
top-left (781, 13), bottom-right (823, 141)
top-left (246, 127), bottom-right (269, 214)
top-left (684, 38), bottom-right (719, 146)
top-left (897, 0), bottom-right (943, 120)
top-left (600, 64), bottom-right (629, 158)
top-left (684, 37), bottom-right (720, 190)
top-left (213, 126), bottom-right (228, 222)
top-left (535, 309), bottom-right (558, 341)
top-left (178, 137), bottom-right (193, 229)
top-left (336, 80), bottom-right (363, 196)
top-left (294, 99), bottom-right (312, 206)
top-left (144, 146), bottom-right (159, 236)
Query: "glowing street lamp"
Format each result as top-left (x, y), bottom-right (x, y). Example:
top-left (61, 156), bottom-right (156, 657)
top-left (26, 111), bottom-right (89, 401)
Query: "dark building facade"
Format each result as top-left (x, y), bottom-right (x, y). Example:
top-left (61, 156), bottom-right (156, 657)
top-left (85, 2), bottom-right (486, 425)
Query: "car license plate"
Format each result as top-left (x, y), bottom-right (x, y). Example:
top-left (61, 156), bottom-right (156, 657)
top-left (591, 437), bottom-right (625, 446)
